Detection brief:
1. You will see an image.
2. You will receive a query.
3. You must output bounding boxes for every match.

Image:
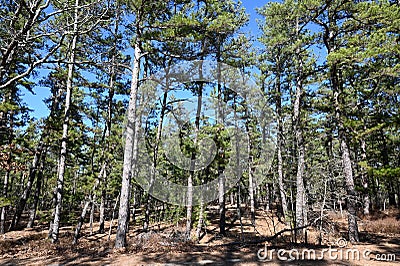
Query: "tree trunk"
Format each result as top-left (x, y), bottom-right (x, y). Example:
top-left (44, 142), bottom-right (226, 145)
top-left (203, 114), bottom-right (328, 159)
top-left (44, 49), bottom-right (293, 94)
top-left (196, 195), bottom-right (204, 241)
top-left (0, 171), bottom-right (10, 234)
top-left (50, 0), bottom-right (79, 243)
top-left (89, 194), bottom-right (96, 235)
top-left (131, 186), bottom-right (137, 226)
top-left (293, 25), bottom-right (307, 235)
top-left (321, 7), bottom-right (359, 242)
top-left (115, 31), bottom-right (141, 249)
top-left (276, 70), bottom-right (288, 218)
top-left (1, 106), bottom-right (13, 234)
top-left (185, 61), bottom-right (204, 240)
top-left (98, 169), bottom-right (107, 233)
top-left (248, 160), bottom-right (255, 226)
top-left (218, 173), bottom-right (226, 234)
top-left (380, 130), bottom-right (396, 206)
top-left (72, 200), bottom-right (91, 245)
top-left (27, 151), bottom-right (46, 229)
top-left (73, 171), bottom-right (102, 244)
top-left (10, 141), bottom-right (44, 230)
top-left (98, 0), bottom-right (119, 234)
top-left (245, 107), bottom-right (255, 226)
top-left (108, 192), bottom-right (119, 241)
top-left (23, 81), bottom-right (62, 229)
top-left (144, 82), bottom-right (169, 231)
top-left (237, 183), bottom-right (244, 241)
top-left (340, 135), bottom-right (359, 243)
top-left (332, 63), bottom-right (359, 242)
top-left (216, 44), bottom-right (226, 236)
top-left (360, 134), bottom-right (370, 215)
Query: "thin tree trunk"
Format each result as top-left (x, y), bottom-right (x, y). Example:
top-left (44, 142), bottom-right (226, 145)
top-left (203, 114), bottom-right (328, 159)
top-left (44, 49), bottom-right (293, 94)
top-left (27, 150), bottom-right (46, 228)
top-left (10, 141), bottom-right (44, 230)
top-left (51, 0), bottom-right (79, 243)
top-left (339, 135), bottom-right (359, 243)
top-left (196, 195), bottom-right (204, 241)
top-left (218, 172), bottom-right (226, 234)
top-left (1, 106), bottom-right (13, 234)
top-left (98, 0), bottom-right (119, 234)
top-left (233, 93), bottom-right (243, 240)
top-left (380, 130), bottom-right (396, 206)
top-left (98, 169), bottom-right (107, 233)
top-left (320, 7), bottom-right (359, 241)
top-left (131, 186), bottom-right (137, 226)
top-left (185, 61), bottom-right (204, 240)
top-left (248, 168), bottom-right (256, 225)
top-left (237, 183), bottom-right (244, 241)
top-left (89, 194), bottom-right (96, 235)
top-left (144, 78), bottom-right (169, 231)
top-left (115, 29), bottom-right (141, 249)
top-left (332, 64), bottom-right (359, 242)
top-left (360, 133), bottom-right (370, 215)
top-left (276, 70), bottom-right (288, 218)
top-left (108, 192), bottom-right (120, 241)
top-left (293, 20), bottom-right (307, 235)
top-left (245, 108), bottom-right (255, 226)
top-left (318, 179), bottom-right (328, 245)
top-left (0, 171), bottom-right (10, 234)
top-left (72, 200), bottom-right (91, 245)
top-left (72, 172), bottom-right (102, 244)
top-left (24, 84), bottom-right (62, 230)
top-left (216, 44), bottom-right (226, 236)
top-left (248, 160), bottom-right (255, 225)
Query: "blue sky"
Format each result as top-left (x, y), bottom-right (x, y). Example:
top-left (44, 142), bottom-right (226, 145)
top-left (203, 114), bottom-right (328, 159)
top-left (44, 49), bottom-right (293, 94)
top-left (21, 0), bottom-right (270, 120)
top-left (241, 0), bottom-right (266, 38)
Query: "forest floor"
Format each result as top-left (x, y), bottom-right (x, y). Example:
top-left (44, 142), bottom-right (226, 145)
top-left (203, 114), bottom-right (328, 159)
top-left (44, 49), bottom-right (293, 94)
top-left (0, 206), bottom-right (399, 265)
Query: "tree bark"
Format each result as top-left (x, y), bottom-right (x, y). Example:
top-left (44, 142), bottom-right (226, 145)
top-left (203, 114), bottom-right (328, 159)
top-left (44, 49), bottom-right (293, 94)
top-left (245, 105), bottom-right (255, 226)
top-left (115, 29), bottom-right (141, 249)
top-left (0, 103), bottom-right (14, 234)
top-left (293, 18), bottom-right (307, 235)
top-left (196, 193), bottom-right (204, 241)
top-left (50, 0), bottom-right (79, 243)
top-left (0, 171), bottom-right (10, 234)
top-left (72, 176), bottom-right (101, 244)
top-left (360, 132), bottom-right (370, 215)
top-left (27, 153), bottom-right (45, 229)
top-left (215, 42), bottom-right (226, 236)
top-left (332, 64), bottom-right (359, 242)
top-left (10, 141), bottom-right (44, 230)
top-left (185, 61), bottom-right (204, 240)
top-left (98, 169), bottom-right (107, 233)
top-left (276, 66), bottom-right (288, 218)
top-left (72, 200), bottom-right (91, 245)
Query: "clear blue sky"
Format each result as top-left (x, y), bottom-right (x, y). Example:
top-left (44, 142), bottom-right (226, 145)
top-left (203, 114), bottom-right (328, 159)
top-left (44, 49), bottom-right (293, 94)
top-left (21, 0), bottom-right (270, 120)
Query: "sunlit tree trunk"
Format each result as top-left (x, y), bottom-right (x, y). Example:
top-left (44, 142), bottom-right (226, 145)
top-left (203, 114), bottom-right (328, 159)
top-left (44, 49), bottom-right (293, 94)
top-left (51, 0), bottom-right (79, 243)
top-left (294, 16), bottom-right (307, 235)
top-left (275, 65), bottom-right (288, 218)
top-left (115, 30), bottom-right (141, 249)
